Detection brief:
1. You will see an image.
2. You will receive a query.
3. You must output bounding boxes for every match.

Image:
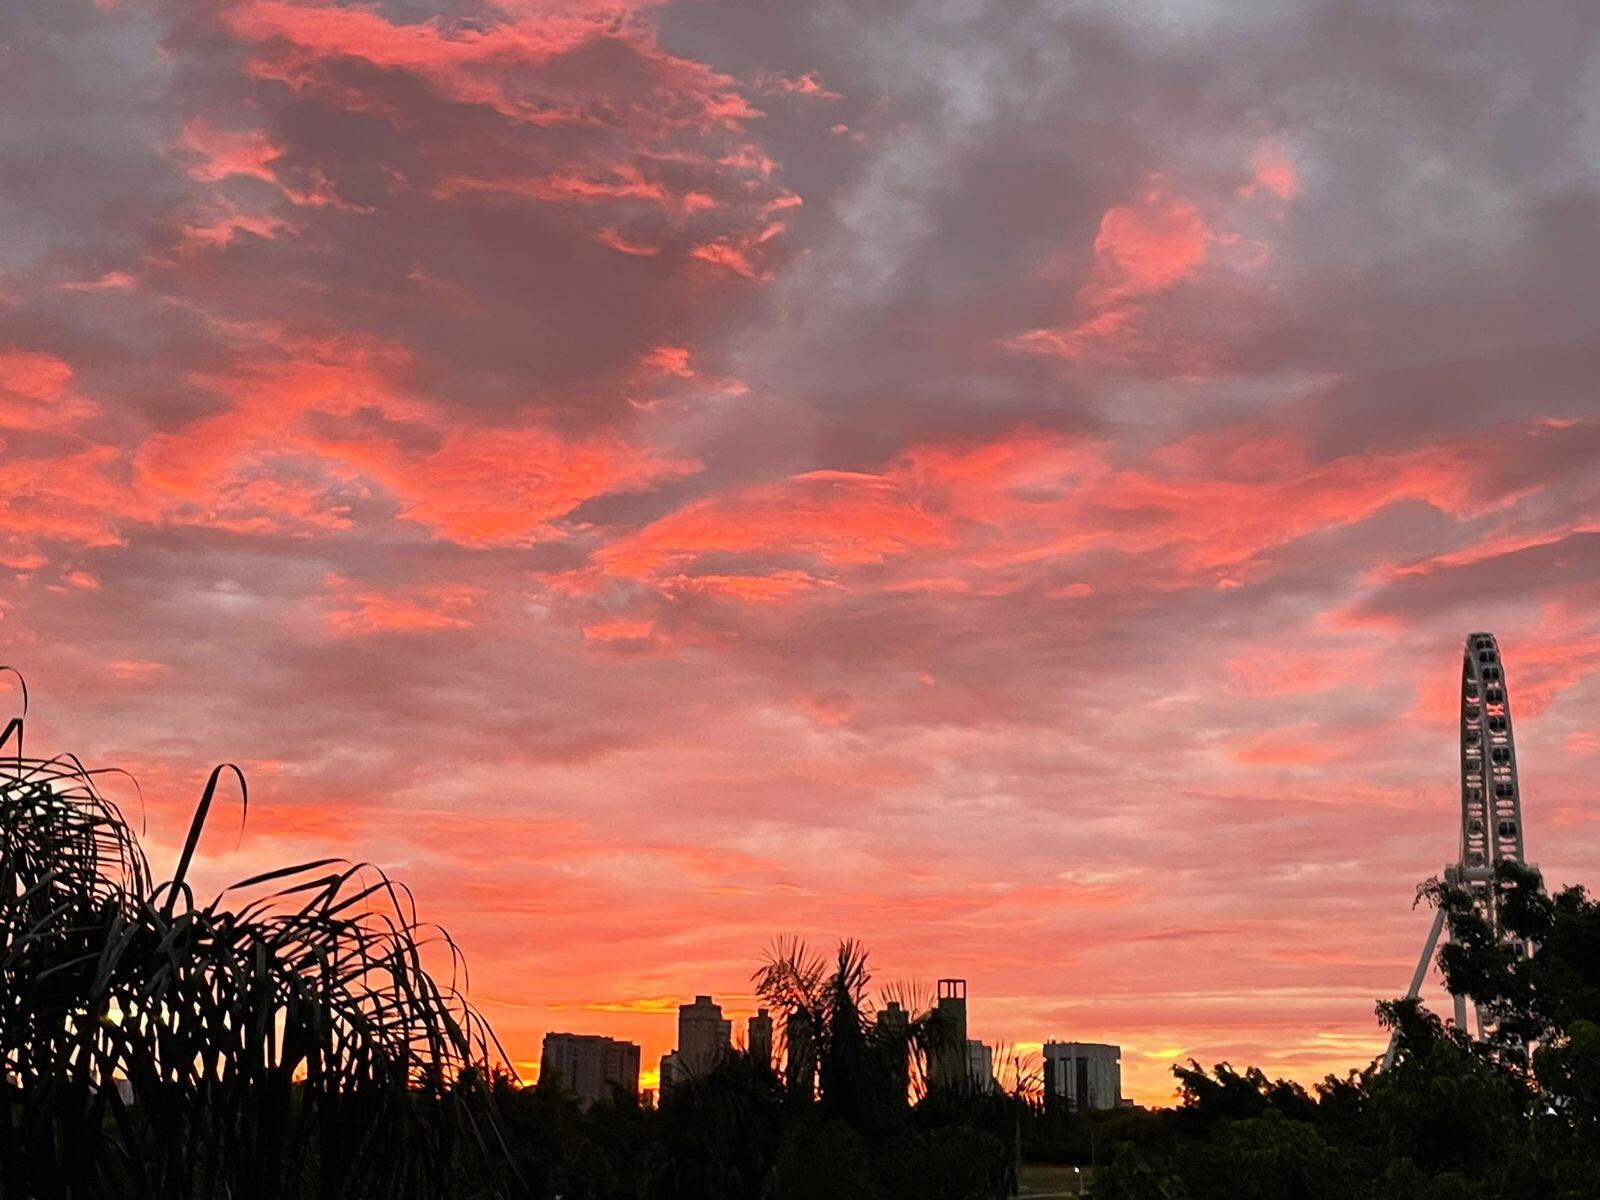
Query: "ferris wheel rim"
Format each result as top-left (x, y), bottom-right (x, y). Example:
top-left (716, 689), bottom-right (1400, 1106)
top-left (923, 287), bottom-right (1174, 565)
top-left (1458, 632), bottom-right (1524, 874)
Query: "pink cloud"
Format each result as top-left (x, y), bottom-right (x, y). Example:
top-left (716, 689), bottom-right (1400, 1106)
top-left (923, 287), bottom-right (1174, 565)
top-left (581, 615), bottom-right (660, 644)
top-left (593, 227), bottom-right (663, 256)
top-left (594, 464), bottom-right (952, 582)
top-left (1227, 649), bottom-right (1376, 698)
top-left (399, 426), bottom-right (700, 547)
top-left (586, 420), bottom-right (1544, 612)
top-left (689, 227), bottom-right (787, 280)
top-left (640, 344), bottom-right (695, 378)
top-left (0, 351), bottom-right (97, 430)
top-left (178, 116), bottom-right (283, 185)
top-left (133, 331), bottom-right (700, 547)
top-left (0, 445), bottom-right (141, 552)
top-left (755, 70), bottom-right (843, 101)
top-left (434, 167), bottom-right (718, 213)
top-left (1233, 723), bottom-right (1343, 766)
top-left (1008, 175), bottom-right (1211, 362)
top-left (1242, 140), bottom-right (1300, 202)
top-left (322, 574), bottom-right (483, 636)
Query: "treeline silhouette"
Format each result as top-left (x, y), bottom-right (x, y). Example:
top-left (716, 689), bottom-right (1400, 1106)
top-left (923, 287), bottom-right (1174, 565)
top-left (5, 698), bottom-right (1600, 1198)
top-left (1087, 861), bottom-right (1600, 1200)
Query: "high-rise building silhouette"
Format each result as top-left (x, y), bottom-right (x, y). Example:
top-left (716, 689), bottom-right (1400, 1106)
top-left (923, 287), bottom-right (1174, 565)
top-left (659, 994), bottom-right (733, 1095)
top-left (930, 978), bottom-right (969, 1090)
top-left (748, 1008), bottom-right (774, 1068)
top-left (1042, 1041), bottom-right (1121, 1110)
top-left (539, 1033), bottom-right (641, 1104)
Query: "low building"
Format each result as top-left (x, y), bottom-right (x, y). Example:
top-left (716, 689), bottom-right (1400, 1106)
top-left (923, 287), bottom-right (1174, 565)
top-left (540, 1032), bottom-right (641, 1104)
top-left (1042, 1041), bottom-right (1121, 1111)
top-left (659, 1050), bottom-right (680, 1094)
top-left (748, 1008), bottom-right (774, 1068)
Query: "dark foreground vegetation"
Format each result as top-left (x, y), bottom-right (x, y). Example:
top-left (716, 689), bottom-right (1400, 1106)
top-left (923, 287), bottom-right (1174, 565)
top-left (1085, 861), bottom-right (1600, 1200)
top-left (0, 698), bottom-right (510, 1199)
top-left (5, 692), bottom-right (1599, 1198)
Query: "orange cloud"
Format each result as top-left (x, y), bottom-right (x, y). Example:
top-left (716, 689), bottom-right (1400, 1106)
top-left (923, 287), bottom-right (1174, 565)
top-left (137, 333), bottom-right (417, 494)
top-left (571, 995), bottom-right (684, 1014)
top-left (61, 271), bottom-right (137, 292)
top-left (222, 0), bottom-right (760, 137)
top-left (434, 166), bottom-right (717, 213)
top-left (1008, 175), bottom-right (1210, 362)
top-left (1378, 518), bottom-right (1600, 580)
top-left (322, 574), bottom-right (482, 637)
top-left (107, 660), bottom-right (171, 680)
top-left (802, 689), bottom-right (855, 726)
top-left (664, 571), bottom-right (825, 602)
top-left (755, 70), bottom-right (843, 101)
top-left (1567, 731), bottom-right (1600, 756)
top-left (178, 116), bottom-right (283, 185)
top-left (223, 1), bottom-right (606, 121)
top-left (593, 227), bottom-right (662, 256)
top-left (641, 345), bottom-right (695, 378)
top-left (1088, 437), bottom-right (1494, 576)
top-left (1227, 650), bottom-right (1374, 698)
top-left (398, 427), bottom-right (699, 547)
top-left (137, 331), bottom-right (698, 547)
top-left (586, 420), bottom-right (1535, 610)
top-left (1242, 140), bottom-right (1299, 202)
top-left (1233, 723), bottom-right (1341, 766)
top-left (1093, 180), bottom-right (1211, 295)
top-left (595, 465), bottom-right (952, 582)
top-left (1496, 615), bottom-right (1600, 717)
top-left (166, 201), bottom-right (296, 255)
top-left (690, 239), bottom-right (762, 279)
top-left (0, 351), bottom-right (147, 558)
top-left (0, 351), bottom-right (97, 431)
top-left (0, 449), bottom-right (139, 550)
top-left (582, 616), bottom-right (660, 644)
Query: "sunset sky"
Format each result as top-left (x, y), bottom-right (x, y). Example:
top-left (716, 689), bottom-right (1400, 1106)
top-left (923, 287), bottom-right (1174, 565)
top-left (4, 0), bottom-right (1600, 1104)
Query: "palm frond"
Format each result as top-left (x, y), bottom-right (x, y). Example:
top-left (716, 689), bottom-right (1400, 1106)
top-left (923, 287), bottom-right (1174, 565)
top-left (0, 689), bottom-right (514, 1199)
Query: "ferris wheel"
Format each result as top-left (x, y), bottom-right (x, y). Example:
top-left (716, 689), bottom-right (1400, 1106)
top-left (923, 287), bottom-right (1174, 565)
top-left (1382, 633), bottom-right (1528, 1067)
